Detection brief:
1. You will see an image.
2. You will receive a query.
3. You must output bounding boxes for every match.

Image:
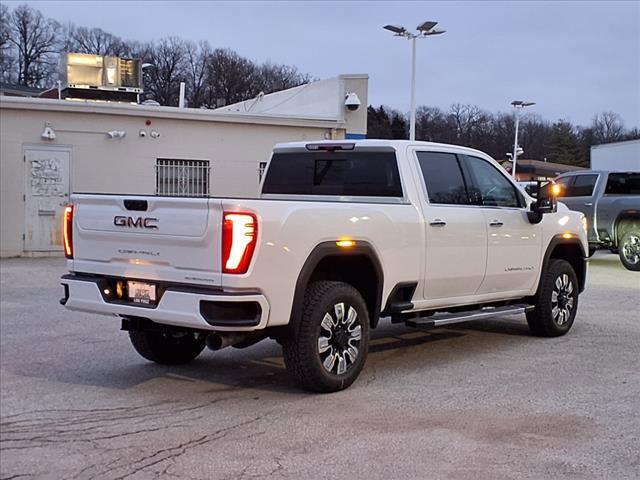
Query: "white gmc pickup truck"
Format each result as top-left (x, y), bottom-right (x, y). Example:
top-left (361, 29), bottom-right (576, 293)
top-left (61, 140), bottom-right (588, 392)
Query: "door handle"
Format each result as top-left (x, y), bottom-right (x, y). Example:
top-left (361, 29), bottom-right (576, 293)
top-left (38, 209), bottom-right (56, 216)
top-left (429, 219), bottom-right (446, 227)
top-left (584, 202), bottom-right (593, 207)
top-left (489, 220), bottom-right (504, 227)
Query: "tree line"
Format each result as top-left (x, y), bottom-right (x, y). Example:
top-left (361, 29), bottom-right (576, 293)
top-left (0, 4), bottom-right (312, 107)
top-left (1, 4), bottom-right (638, 166)
top-left (368, 105), bottom-right (639, 166)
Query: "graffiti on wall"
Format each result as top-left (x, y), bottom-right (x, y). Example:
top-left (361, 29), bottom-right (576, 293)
top-left (30, 157), bottom-right (64, 196)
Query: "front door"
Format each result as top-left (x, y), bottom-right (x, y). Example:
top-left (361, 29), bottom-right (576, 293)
top-left (415, 150), bottom-right (487, 300)
top-left (463, 154), bottom-right (541, 294)
top-left (24, 147), bottom-right (71, 251)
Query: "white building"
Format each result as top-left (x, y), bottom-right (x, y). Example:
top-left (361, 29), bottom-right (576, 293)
top-left (590, 139), bottom-right (640, 171)
top-left (0, 74), bottom-right (368, 257)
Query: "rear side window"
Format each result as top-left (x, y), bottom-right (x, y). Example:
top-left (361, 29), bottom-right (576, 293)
top-left (262, 151), bottom-right (403, 197)
top-left (605, 173), bottom-right (640, 195)
top-left (417, 152), bottom-right (469, 205)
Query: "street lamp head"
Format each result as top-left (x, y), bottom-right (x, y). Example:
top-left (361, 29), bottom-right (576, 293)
top-left (522, 102), bottom-right (536, 107)
top-left (383, 24), bottom-right (407, 35)
top-left (511, 100), bottom-right (523, 106)
top-left (424, 29), bottom-right (446, 36)
top-left (417, 21), bottom-right (438, 32)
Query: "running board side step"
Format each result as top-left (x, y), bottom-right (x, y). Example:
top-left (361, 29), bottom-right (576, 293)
top-left (405, 304), bottom-right (535, 328)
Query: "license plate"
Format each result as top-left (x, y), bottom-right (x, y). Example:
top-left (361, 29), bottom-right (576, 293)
top-left (127, 281), bottom-right (156, 304)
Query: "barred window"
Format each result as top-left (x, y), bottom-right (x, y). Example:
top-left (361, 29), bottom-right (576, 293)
top-left (156, 159), bottom-right (210, 197)
top-left (258, 161), bottom-right (267, 182)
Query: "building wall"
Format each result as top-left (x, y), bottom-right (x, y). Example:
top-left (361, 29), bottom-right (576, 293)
top-left (591, 139), bottom-right (640, 171)
top-left (0, 102), bottom-right (343, 257)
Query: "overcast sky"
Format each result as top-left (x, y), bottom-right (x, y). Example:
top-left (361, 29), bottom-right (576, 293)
top-left (10, 1), bottom-right (640, 127)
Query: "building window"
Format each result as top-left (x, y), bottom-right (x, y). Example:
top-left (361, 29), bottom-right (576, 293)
top-left (258, 162), bottom-right (267, 182)
top-left (155, 159), bottom-right (210, 197)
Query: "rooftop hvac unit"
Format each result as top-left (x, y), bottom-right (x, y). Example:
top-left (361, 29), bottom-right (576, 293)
top-left (60, 53), bottom-right (143, 102)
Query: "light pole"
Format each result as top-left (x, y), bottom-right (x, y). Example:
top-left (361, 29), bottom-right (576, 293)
top-left (510, 100), bottom-right (535, 179)
top-left (384, 21), bottom-right (445, 141)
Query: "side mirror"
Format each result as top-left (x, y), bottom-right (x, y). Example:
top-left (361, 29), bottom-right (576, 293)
top-left (527, 181), bottom-right (559, 224)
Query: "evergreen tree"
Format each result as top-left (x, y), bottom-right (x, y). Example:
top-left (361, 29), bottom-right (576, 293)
top-left (547, 121), bottom-right (586, 167)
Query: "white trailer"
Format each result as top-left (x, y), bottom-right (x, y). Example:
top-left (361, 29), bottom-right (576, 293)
top-left (591, 139), bottom-right (640, 171)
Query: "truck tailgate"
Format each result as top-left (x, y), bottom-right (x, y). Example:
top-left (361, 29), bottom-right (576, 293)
top-left (71, 194), bottom-right (223, 287)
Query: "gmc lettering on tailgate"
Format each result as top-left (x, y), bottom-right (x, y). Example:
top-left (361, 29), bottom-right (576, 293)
top-left (113, 216), bottom-right (159, 229)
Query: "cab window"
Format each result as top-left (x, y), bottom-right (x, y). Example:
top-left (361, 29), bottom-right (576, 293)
top-left (416, 151), bottom-right (470, 205)
top-left (464, 155), bottom-right (521, 207)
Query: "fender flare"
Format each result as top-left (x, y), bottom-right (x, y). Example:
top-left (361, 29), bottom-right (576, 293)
top-left (539, 234), bottom-right (588, 294)
top-left (289, 241), bottom-right (384, 329)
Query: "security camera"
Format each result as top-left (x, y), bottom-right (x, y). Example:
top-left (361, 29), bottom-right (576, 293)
top-left (344, 92), bottom-right (361, 111)
top-left (107, 130), bottom-right (126, 139)
top-left (41, 126), bottom-right (56, 141)
top-left (139, 129), bottom-right (147, 137)
top-left (150, 130), bottom-right (160, 138)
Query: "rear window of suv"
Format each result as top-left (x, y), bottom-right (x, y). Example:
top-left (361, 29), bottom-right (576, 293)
top-left (605, 173), bottom-right (640, 195)
top-left (262, 151), bottom-right (403, 197)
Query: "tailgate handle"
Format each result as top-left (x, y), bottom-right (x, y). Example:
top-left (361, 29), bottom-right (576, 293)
top-left (124, 199), bottom-right (148, 211)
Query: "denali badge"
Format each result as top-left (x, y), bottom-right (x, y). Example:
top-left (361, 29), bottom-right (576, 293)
top-left (113, 216), bottom-right (158, 229)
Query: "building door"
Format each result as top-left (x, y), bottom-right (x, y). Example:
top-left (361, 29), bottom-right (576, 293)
top-left (24, 147), bottom-right (71, 252)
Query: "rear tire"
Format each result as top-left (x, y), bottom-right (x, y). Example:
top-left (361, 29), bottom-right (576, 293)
top-left (129, 330), bottom-right (206, 365)
top-left (282, 281), bottom-right (369, 393)
top-left (526, 259), bottom-right (579, 337)
top-left (619, 231), bottom-right (640, 271)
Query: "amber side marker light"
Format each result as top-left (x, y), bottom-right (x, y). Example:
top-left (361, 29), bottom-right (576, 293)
top-left (63, 205), bottom-right (74, 259)
top-left (336, 240), bottom-right (356, 248)
top-left (551, 184), bottom-right (562, 196)
top-left (562, 232), bottom-right (573, 239)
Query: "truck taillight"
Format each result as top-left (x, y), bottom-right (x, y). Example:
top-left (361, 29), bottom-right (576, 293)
top-left (63, 205), bottom-right (74, 259)
top-left (222, 212), bottom-right (257, 274)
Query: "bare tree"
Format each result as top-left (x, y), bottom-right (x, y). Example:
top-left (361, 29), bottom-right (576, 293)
top-left (592, 112), bottom-right (625, 144)
top-left (254, 62), bottom-right (312, 95)
top-left (64, 25), bottom-right (127, 56)
top-left (184, 40), bottom-right (211, 108)
top-left (0, 3), bottom-right (15, 82)
top-left (204, 48), bottom-right (258, 107)
top-left (141, 37), bottom-right (187, 106)
top-left (449, 103), bottom-right (491, 146)
top-left (8, 4), bottom-right (59, 87)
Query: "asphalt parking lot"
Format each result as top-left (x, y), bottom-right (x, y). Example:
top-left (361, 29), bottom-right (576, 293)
top-left (1, 253), bottom-right (639, 480)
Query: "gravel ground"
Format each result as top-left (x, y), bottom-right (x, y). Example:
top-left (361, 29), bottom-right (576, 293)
top-left (1, 253), bottom-right (639, 480)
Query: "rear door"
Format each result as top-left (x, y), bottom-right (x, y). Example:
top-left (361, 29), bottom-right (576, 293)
top-left (414, 150), bottom-right (487, 299)
top-left (72, 194), bottom-right (223, 287)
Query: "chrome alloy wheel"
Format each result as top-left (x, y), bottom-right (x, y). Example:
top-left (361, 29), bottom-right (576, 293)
top-left (551, 273), bottom-right (575, 326)
top-left (622, 233), bottom-right (640, 266)
top-left (318, 302), bottom-right (362, 375)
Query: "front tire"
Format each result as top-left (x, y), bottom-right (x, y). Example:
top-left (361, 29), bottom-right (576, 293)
top-left (129, 329), bottom-right (206, 365)
top-left (282, 281), bottom-right (370, 393)
top-left (526, 259), bottom-right (579, 337)
top-left (619, 231), bottom-right (640, 271)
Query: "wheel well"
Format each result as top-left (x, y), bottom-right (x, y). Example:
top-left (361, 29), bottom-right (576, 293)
top-left (615, 216), bottom-right (640, 245)
top-left (549, 243), bottom-right (586, 293)
top-left (308, 255), bottom-right (380, 327)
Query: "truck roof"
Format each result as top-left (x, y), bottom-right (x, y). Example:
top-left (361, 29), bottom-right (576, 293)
top-left (273, 139), bottom-right (493, 158)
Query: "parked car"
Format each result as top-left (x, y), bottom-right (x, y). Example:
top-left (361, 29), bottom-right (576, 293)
top-left (554, 170), bottom-right (640, 271)
top-left (60, 140), bottom-right (588, 392)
